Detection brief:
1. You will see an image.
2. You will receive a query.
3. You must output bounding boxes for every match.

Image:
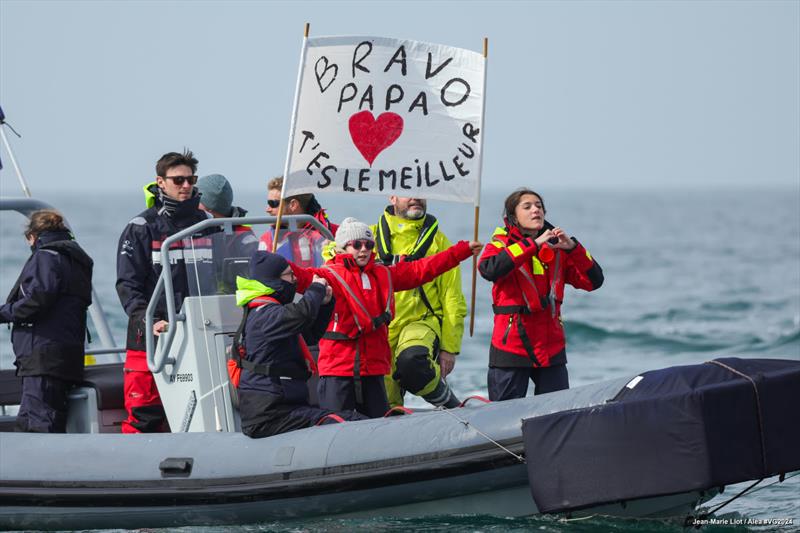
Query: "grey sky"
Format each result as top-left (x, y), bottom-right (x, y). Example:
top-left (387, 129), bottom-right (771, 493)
top-left (1, 0), bottom-right (798, 195)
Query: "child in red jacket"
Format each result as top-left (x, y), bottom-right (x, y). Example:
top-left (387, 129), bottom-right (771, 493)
top-left (292, 217), bottom-right (482, 418)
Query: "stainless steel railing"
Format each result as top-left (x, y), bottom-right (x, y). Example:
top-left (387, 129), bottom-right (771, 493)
top-left (145, 214), bottom-right (333, 373)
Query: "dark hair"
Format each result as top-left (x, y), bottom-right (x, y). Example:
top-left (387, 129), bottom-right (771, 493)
top-left (503, 188), bottom-right (545, 226)
top-left (266, 176), bottom-right (313, 211)
top-left (156, 149), bottom-right (198, 177)
top-left (25, 209), bottom-right (68, 240)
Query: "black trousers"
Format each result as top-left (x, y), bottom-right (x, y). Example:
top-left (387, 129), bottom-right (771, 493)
top-left (317, 375), bottom-right (389, 418)
top-left (16, 375), bottom-right (74, 433)
top-left (241, 402), bottom-right (366, 439)
top-left (487, 365), bottom-right (569, 401)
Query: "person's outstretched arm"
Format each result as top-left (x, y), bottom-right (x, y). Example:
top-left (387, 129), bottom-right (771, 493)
top-left (389, 241), bottom-right (481, 292)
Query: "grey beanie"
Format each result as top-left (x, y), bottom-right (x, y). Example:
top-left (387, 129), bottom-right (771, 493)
top-left (334, 217), bottom-right (374, 249)
top-left (197, 174), bottom-right (233, 216)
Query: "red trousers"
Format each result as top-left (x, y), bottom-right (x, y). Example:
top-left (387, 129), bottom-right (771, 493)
top-left (122, 350), bottom-right (169, 433)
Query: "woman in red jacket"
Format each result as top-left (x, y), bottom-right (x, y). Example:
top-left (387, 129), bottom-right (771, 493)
top-left (478, 189), bottom-right (603, 400)
top-left (293, 217), bottom-right (482, 418)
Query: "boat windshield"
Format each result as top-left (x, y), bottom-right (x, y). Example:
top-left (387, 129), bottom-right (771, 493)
top-left (182, 219), bottom-right (332, 298)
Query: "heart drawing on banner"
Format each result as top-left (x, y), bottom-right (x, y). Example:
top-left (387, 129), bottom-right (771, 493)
top-left (348, 110), bottom-right (404, 166)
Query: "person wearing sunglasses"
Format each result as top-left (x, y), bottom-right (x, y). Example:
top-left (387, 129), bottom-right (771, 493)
top-left (258, 176), bottom-right (338, 268)
top-left (115, 149), bottom-right (216, 433)
top-left (291, 217), bottom-right (483, 418)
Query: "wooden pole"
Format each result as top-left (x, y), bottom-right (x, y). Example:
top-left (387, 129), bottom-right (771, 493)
top-left (271, 197), bottom-right (287, 252)
top-left (468, 37), bottom-right (488, 337)
top-left (469, 204), bottom-right (481, 336)
top-left (273, 22), bottom-right (310, 252)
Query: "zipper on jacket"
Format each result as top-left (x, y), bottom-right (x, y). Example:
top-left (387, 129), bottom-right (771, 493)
top-left (502, 316), bottom-right (513, 344)
top-left (332, 313), bottom-right (338, 333)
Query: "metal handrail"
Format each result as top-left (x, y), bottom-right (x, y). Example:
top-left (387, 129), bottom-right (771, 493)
top-left (145, 214), bottom-right (334, 373)
top-left (0, 198), bottom-right (123, 361)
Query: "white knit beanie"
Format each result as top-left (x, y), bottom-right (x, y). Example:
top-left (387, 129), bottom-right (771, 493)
top-left (335, 217), bottom-right (374, 249)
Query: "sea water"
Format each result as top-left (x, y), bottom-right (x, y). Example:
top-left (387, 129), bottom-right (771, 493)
top-left (0, 185), bottom-right (798, 531)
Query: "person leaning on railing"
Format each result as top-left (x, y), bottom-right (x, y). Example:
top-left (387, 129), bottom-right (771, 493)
top-left (115, 149), bottom-right (215, 434)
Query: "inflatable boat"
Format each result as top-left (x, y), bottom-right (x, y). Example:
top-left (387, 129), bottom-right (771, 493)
top-left (1, 357), bottom-right (798, 531)
top-left (1, 198), bottom-right (798, 531)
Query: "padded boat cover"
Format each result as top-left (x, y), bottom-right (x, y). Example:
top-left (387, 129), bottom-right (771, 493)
top-left (522, 358), bottom-right (800, 513)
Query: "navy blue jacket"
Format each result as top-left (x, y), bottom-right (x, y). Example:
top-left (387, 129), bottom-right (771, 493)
top-left (211, 206), bottom-right (259, 294)
top-left (0, 231), bottom-right (93, 381)
top-left (238, 283), bottom-right (333, 426)
top-left (115, 187), bottom-right (214, 351)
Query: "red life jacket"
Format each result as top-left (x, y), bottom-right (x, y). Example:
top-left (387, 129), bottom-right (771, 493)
top-left (489, 227), bottom-right (565, 316)
top-left (480, 226), bottom-right (567, 367)
top-left (316, 255), bottom-right (395, 377)
top-left (257, 210), bottom-right (337, 268)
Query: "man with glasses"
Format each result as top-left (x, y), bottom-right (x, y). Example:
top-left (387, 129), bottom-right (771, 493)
top-left (257, 176), bottom-right (338, 267)
top-left (115, 150), bottom-right (214, 433)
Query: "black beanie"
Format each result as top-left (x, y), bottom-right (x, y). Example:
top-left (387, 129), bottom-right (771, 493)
top-left (248, 251), bottom-right (289, 286)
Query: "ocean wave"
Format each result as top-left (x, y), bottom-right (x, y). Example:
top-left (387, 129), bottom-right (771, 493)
top-left (565, 319), bottom-right (800, 355)
top-left (565, 320), bottom-right (746, 353)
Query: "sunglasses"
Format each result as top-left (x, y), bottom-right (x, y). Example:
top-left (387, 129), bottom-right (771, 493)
top-left (267, 199), bottom-right (281, 209)
top-left (165, 175), bottom-right (197, 186)
top-left (346, 240), bottom-right (375, 251)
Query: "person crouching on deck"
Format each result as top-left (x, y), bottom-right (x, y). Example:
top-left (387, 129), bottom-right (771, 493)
top-left (291, 217), bottom-right (483, 418)
top-left (235, 251), bottom-right (365, 438)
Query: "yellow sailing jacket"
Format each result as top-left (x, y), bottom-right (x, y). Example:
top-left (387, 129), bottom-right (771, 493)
top-left (372, 209), bottom-right (467, 354)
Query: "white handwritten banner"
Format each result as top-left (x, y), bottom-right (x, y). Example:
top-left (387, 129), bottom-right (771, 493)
top-left (283, 36), bottom-right (485, 203)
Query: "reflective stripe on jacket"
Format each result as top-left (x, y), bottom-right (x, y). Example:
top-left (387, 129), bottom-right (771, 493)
top-left (478, 225), bottom-right (603, 367)
top-left (372, 208), bottom-right (467, 354)
top-left (115, 183), bottom-right (214, 352)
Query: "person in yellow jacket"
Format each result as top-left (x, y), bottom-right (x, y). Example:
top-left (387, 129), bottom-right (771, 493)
top-left (373, 197), bottom-right (466, 409)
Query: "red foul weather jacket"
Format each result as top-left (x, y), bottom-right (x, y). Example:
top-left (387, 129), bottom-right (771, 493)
top-left (478, 225), bottom-right (603, 368)
top-left (293, 241), bottom-right (473, 377)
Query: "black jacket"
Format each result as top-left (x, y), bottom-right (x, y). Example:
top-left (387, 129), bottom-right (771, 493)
top-left (0, 230), bottom-right (93, 381)
top-left (238, 283), bottom-right (333, 427)
top-left (115, 186), bottom-right (215, 351)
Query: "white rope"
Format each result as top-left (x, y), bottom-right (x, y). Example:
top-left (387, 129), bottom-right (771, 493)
top-left (438, 407), bottom-right (525, 463)
top-left (189, 236), bottom-right (223, 431)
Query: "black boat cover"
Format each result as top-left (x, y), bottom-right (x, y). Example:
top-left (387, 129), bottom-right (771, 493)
top-left (522, 358), bottom-right (800, 514)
